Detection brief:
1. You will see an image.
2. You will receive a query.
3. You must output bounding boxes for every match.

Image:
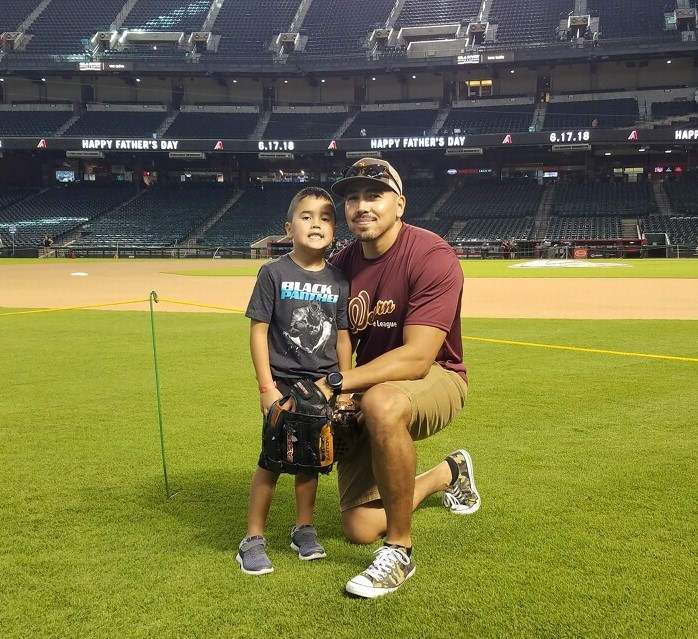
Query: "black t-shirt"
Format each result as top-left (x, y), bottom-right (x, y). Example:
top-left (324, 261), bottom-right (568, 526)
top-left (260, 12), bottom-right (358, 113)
top-left (246, 254), bottom-right (349, 380)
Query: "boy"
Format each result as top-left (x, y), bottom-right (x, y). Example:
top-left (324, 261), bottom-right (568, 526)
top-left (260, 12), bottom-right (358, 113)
top-left (237, 186), bottom-right (352, 575)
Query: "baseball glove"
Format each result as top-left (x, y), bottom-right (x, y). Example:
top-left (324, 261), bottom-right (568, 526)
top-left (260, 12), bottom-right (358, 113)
top-left (262, 378), bottom-right (334, 475)
top-left (331, 398), bottom-right (362, 461)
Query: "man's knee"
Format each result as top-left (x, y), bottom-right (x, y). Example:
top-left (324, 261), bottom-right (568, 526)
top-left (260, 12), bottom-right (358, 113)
top-left (360, 385), bottom-right (411, 432)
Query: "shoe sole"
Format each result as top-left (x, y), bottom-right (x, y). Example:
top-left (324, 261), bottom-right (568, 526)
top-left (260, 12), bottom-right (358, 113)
top-left (444, 449), bottom-right (481, 515)
top-left (345, 564), bottom-right (416, 598)
top-left (236, 552), bottom-right (274, 575)
top-left (290, 542), bottom-right (326, 561)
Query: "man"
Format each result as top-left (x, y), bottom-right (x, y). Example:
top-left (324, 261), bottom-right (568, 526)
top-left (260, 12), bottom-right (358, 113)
top-left (316, 158), bottom-right (480, 598)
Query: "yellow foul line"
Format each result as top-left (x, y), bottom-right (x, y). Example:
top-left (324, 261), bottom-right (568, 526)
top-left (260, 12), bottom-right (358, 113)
top-left (0, 298), bottom-right (150, 316)
top-left (155, 297), bottom-right (245, 313)
top-left (462, 336), bottom-right (698, 363)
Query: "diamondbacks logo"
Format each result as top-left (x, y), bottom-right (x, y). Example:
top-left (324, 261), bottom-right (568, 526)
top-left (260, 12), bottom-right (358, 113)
top-left (348, 290), bottom-right (396, 334)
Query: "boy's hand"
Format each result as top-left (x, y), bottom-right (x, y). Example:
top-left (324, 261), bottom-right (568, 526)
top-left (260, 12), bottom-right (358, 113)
top-left (260, 388), bottom-right (284, 415)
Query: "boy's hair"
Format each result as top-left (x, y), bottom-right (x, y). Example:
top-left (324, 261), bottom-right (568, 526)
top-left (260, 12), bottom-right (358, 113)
top-left (286, 186), bottom-right (336, 222)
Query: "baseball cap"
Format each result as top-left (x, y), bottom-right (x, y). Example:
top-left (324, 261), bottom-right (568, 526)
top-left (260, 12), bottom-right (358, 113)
top-left (331, 158), bottom-right (403, 198)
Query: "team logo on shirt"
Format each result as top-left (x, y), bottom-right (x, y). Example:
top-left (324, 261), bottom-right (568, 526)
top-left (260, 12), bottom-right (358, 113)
top-left (348, 290), bottom-right (397, 333)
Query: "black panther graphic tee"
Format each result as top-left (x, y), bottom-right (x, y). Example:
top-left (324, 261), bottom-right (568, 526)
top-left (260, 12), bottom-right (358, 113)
top-left (245, 254), bottom-right (349, 380)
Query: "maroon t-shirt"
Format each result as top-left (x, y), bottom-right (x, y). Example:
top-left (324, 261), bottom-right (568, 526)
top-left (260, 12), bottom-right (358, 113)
top-left (329, 223), bottom-right (466, 380)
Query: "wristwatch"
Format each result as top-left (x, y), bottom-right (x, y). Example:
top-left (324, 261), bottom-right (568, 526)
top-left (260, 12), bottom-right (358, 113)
top-left (326, 372), bottom-right (344, 395)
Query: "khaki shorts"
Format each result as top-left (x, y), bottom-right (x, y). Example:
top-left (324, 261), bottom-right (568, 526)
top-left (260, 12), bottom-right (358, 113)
top-left (337, 363), bottom-right (468, 512)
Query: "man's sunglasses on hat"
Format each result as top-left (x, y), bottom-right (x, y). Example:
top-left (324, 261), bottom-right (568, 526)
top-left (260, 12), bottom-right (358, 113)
top-left (341, 162), bottom-right (399, 187)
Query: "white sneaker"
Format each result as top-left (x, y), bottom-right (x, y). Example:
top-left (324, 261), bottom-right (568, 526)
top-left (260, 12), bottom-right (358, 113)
top-left (346, 546), bottom-right (415, 598)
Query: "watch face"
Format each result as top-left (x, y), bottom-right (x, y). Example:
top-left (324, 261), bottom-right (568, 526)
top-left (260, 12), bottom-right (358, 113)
top-left (327, 372), bottom-right (343, 389)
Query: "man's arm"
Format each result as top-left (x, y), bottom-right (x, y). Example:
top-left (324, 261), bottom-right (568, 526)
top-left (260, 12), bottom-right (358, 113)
top-left (317, 324), bottom-right (446, 397)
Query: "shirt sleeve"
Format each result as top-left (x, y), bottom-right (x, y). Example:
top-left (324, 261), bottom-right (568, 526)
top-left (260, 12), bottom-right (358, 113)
top-left (336, 275), bottom-right (350, 330)
top-left (245, 263), bottom-right (276, 323)
top-left (404, 244), bottom-right (463, 332)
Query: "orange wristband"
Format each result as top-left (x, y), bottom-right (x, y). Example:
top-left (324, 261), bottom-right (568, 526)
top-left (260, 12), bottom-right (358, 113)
top-left (258, 381), bottom-right (277, 393)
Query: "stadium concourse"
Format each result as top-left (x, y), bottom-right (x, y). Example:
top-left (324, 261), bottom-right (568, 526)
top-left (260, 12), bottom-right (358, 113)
top-left (1, 0), bottom-right (698, 256)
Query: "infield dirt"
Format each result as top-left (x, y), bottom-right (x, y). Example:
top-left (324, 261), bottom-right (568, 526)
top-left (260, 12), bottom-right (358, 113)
top-left (1, 259), bottom-right (697, 319)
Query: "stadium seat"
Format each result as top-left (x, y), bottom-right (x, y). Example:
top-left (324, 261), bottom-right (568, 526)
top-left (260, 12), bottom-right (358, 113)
top-left (543, 98), bottom-right (639, 130)
top-left (343, 108), bottom-right (439, 139)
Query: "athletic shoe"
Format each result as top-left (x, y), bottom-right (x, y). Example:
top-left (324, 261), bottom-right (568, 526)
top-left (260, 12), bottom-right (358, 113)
top-left (290, 524), bottom-right (326, 561)
top-left (443, 449), bottom-right (481, 514)
top-left (345, 546), bottom-right (416, 598)
top-left (236, 535), bottom-right (273, 575)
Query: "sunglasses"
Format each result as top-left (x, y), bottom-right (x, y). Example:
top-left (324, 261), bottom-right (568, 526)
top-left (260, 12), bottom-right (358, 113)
top-left (341, 163), bottom-right (400, 191)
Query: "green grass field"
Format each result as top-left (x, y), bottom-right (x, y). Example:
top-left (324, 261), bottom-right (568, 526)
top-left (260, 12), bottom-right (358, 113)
top-left (1, 293), bottom-right (697, 638)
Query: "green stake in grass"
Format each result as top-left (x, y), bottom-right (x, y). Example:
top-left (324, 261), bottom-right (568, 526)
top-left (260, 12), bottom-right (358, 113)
top-left (149, 290), bottom-right (174, 499)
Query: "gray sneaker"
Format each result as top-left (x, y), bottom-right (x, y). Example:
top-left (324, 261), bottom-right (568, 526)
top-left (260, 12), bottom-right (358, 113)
top-left (290, 524), bottom-right (326, 561)
top-left (345, 546), bottom-right (416, 598)
top-left (443, 449), bottom-right (481, 514)
top-left (236, 535), bottom-right (273, 575)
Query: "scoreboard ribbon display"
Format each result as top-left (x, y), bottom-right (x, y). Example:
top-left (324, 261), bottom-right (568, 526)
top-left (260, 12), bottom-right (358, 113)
top-left (1, 126), bottom-right (696, 153)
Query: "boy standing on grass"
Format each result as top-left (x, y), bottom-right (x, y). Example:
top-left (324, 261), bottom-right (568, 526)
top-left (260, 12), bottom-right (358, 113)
top-left (237, 186), bottom-right (352, 575)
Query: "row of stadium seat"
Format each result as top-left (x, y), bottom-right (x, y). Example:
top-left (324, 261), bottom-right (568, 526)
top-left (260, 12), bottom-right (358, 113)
top-left (0, 98), bottom-right (656, 138)
top-left (2, 181), bottom-right (698, 248)
top-left (0, 0), bottom-right (684, 59)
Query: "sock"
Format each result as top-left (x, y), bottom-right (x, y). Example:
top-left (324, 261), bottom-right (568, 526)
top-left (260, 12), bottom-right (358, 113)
top-left (383, 542), bottom-right (412, 557)
top-left (445, 456), bottom-right (460, 486)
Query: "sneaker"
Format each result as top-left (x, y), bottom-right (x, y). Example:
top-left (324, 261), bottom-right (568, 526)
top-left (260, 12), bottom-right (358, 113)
top-left (345, 546), bottom-right (416, 598)
top-left (236, 535), bottom-right (273, 575)
top-left (290, 524), bottom-right (326, 561)
top-left (443, 449), bottom-right (481, 514)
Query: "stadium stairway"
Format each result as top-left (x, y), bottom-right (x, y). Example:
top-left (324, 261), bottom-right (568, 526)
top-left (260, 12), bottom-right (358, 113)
top-left (531, 101), bottom-right (547, 131)
top-left (445, 220), bottom-right (466, 242)
top-left (652, 181), bottom-right (676, 217)
top-left (157, 111), bottom-right (179, 138)
top-left (621, 218), bottom-right (640, 238)
top-left (431, 108), bottom-right (450, 135)
top-left (57, 189), bottom-right (146, 245)
top-left (54, 111), bottom-right (82, 137)
top-left (251, 112), bottom-right (271, 139)
top-left (112, 0), bottom-right (139, 29)
top-left (333, 110), bottom-right (360, 139)
top-left (180, 189), bottom-right (245, 245)
top-left (532, 184), bottom-right (555, 240)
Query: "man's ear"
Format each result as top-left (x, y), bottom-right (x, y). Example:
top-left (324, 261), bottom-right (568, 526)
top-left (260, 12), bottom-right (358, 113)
top-left (396, 194), bottom-right (406, 219)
